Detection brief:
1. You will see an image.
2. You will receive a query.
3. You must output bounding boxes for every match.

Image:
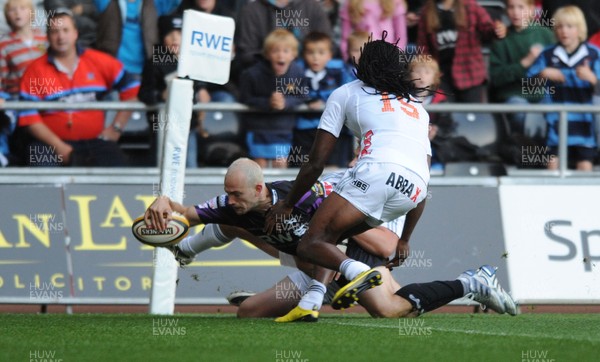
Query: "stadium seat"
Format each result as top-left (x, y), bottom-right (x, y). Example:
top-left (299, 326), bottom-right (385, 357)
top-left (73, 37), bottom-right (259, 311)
top-left (477, 0), bottom-right (509, 24)
top-left (198, 109), bottom-right (246, 166)
top-left (444, 161), bottom-right (507, 176)
top-left (523, 112), bottom-right (547, 146)
top-left (203, 109), bottom-right (240, 139)
top-left (119, 111), bottom-right (152, 166)
top-left (449, 112), bottom-right (505, 161)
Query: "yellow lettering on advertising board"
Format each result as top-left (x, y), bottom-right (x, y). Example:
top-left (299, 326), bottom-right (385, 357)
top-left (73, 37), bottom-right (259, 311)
top-left (70, 195), bottom-right (126, 251)
top-left (0, 230), bottom-right (12, 248)
top-left (100, 196), bottom-right (133, 227)
top-left (51, 273), bottom-right (65, 288)
top-left (12, 214), bottom-right (52, 248)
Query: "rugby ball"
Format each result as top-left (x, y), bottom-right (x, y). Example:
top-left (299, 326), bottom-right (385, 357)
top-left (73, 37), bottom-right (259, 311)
top-left (131, 213), bottom-right (189, 247)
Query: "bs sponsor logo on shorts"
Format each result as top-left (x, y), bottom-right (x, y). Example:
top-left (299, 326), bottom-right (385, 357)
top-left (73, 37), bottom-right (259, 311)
top-left (351, 179), bottom-right (370, 193)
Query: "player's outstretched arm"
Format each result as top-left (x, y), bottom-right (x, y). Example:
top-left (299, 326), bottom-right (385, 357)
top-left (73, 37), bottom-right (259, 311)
top-left (264, 129), bottom-right (338, 234)
top-left (144, 196), bottom-right (201, 231)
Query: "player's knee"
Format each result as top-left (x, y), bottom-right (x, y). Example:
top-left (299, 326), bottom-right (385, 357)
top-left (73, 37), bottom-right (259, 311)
top-left (236, 299), bottom-right (262, 318)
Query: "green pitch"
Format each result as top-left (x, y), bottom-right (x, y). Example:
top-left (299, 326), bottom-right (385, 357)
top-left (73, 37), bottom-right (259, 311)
top-left (2, 313), bottom-right (599, 362)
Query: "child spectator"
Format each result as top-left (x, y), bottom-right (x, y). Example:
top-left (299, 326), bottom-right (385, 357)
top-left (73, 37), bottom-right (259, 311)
top-left (417, 0), bottom-right (507, 102)
top-left (235, 0), bottom-right (332, 70)
top-left (339, 0), bottom-right (408, 60)
top-left (527, 5), bottom-right (600, 170)
top-left (489, 0), bottom-right (555, 134)
top-left (410, 55), bottom-right (451, 171)
top-left (291, 31), bottom-right (349, 168)
top-left (343, 31), bottom-right (370, 83)
top-left (0, 0), bottom-right (48, 166)
top-left (239, 29), bottom-right (307, 168)
top-left (138, 13), bottom-right (209, 168)
top-left (0, 0), bottom-right (47, 99)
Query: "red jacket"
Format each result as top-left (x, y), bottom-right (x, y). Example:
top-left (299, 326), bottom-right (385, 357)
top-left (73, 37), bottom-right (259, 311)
top-left (417, 0), bottom-right (497, 90)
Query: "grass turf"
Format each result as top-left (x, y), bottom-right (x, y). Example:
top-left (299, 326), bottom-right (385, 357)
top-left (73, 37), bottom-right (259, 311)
top-left (2, 313), bottom-right (599, 362)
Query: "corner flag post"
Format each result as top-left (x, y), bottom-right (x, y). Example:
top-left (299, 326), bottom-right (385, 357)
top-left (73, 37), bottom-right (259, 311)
top-left (149, 10), bottom-right (235, 314)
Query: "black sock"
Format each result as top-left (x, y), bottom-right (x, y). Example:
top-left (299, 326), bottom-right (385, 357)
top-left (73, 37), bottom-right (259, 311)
top-left (395, 280), bottom-right (465, 315)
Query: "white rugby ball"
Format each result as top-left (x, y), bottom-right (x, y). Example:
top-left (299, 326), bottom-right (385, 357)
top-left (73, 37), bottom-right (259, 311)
top-left (131, 213), bottom-right (189, 247)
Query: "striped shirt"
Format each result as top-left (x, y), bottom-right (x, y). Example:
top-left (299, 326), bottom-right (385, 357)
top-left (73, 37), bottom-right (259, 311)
top-left (527, 42), bottom-right (600, 147)
top-left (0, 31), bottom-right (47, 99)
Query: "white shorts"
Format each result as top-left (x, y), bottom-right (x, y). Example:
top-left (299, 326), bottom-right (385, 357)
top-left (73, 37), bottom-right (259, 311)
top-left (334, 162), bottom-right (428, 227)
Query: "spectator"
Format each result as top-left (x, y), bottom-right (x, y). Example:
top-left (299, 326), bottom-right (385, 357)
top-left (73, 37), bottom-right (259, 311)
top-left (342, 30), bottom-right (369, 83)
top-left (406, 0), bottom-right (426, 51)
top-left (417, 0), bottom-right (507, 103)
top-left (542, 0), bottom-right (600, 37)
top-left (138, 13), bottom-right (209, 167)
top-left (527, 5), bottom-right (600, 171)
top-left (94, 0), bottom-right (179, 77)
top-left (234, 0), bottom-right (332, 70)
top-left (291, 31), bottom-right (349, 168)
top-left (0, 0), bottom-right (48, 166)
top-left (489, 0), bottom-right (555, 134)
top-left (410, 54), bottom-right (451, 171)
top-left (239, 29), bottom-right (307, 168)
top-left (1, 0), bottom-right (47, 99)
top-left (44, 0), bottom-right (98, 47)
top-left (18, 9), bottom-right (140, 166)
top-left (339, 0), bottom-right (408, 59)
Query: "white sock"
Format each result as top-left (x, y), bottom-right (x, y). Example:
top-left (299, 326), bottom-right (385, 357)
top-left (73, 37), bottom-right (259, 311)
top-left (339, 258), bottom-right (370, 281)
top-left (178, 224), bottom-right (233, 257)
top-left (287, 271), bottom-right (312, 292)
top-left (297, 279), bottom-right (326, 311)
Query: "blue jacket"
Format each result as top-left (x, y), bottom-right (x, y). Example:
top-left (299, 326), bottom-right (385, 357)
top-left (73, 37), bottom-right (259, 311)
top-left (296, 58), bottom-right (347, 130)
top-left (240, 59), bottom-right (308, 132)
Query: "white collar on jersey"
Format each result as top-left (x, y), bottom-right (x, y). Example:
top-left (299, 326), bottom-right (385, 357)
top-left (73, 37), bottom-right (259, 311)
top-left (553, 43), bottom-right (589, 67)
top-left (305, 69), bottom-right (327, 91)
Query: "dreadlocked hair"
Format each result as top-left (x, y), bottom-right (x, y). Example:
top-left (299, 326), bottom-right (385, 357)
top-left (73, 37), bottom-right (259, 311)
top-left (353, 31), bottom-right (428, 102)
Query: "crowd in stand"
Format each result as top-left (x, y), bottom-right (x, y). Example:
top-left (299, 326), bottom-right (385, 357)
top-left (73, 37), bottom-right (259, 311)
top-left (0, 0), bottom-right (599, 170)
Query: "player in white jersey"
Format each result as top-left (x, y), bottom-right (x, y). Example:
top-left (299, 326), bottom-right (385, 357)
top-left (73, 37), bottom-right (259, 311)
top-left (264, 31), bottom-right (443, 314)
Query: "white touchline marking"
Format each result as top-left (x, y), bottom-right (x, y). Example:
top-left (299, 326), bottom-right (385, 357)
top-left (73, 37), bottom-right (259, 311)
top-left (320, 320), bottom-right (600, 343)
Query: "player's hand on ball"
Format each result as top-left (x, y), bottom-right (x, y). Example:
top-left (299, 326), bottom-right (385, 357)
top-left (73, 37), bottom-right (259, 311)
top-left (387, 239), bottom-right (409, 270)
top-left (145, 196), bottom-right (173, 231)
